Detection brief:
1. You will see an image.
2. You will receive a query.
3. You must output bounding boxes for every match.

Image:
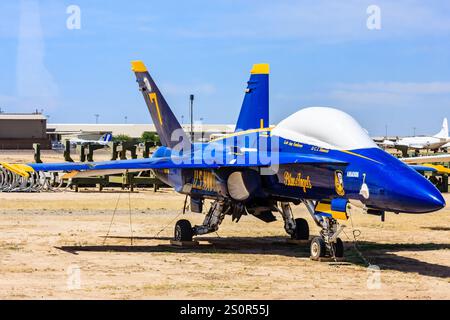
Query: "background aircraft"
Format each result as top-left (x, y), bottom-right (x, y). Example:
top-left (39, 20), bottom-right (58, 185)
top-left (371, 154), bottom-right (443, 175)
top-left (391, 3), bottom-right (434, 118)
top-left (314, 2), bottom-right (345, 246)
top-left (68, 133), bottom-right (113, 147)
top-left (380, 118), bottom-right (449, 155)
top-left (2, 61), bottom-right (447, 260)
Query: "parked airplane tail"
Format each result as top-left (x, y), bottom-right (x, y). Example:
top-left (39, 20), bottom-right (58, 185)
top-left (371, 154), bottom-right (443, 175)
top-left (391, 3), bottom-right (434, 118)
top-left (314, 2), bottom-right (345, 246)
top-left (100, 133), bottom-right (113, 142)
top-left (131, 61), bottom-right (190, 148)
top-left (235, 64), bottom-right (269, 132)
top-left (434, 118), bottom-right (448, 139)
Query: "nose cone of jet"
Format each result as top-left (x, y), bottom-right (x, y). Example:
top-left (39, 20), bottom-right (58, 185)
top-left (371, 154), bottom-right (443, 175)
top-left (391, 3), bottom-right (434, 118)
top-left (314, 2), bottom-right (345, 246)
top-left (388, 171), bottom-right (446, 213)
top-left (409, 185), bottom-right (446, 213)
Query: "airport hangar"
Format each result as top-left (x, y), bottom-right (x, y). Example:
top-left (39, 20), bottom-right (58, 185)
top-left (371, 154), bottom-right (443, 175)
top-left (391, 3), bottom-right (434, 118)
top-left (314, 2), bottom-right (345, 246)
top-left (0, 113), bottom-right (50, 149)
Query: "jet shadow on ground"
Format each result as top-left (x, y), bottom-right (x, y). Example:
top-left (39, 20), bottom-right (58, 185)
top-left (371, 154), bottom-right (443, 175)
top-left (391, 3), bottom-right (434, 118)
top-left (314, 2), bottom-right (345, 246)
top-left (56, 235), bottom-right (450, 279)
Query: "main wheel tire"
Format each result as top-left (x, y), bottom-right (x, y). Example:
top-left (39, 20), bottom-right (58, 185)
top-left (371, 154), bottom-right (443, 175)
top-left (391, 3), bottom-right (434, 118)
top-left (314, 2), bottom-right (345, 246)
top-left (174, 219), bottom-right (193, 241)
top-left (292, 218), bottom-right (309, 240)
top-left (332, 238), bottom-right (344, 258)
top-left (310, 236), bottom-right (326, 260)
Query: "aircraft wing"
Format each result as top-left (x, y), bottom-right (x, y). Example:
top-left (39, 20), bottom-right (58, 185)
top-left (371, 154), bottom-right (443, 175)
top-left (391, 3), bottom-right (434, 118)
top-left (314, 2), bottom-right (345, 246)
top-left (400, 154), bottom-right (450, 164)
top-left (13, 152), bottom-right (347, 176)
top-left (408, 165), bottom-right (438, 172)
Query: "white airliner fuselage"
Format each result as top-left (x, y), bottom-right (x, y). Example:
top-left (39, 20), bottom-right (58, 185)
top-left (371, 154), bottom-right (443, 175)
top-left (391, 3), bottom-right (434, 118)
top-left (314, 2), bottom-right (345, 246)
top-left (381, 118), bottom-right (449, 151)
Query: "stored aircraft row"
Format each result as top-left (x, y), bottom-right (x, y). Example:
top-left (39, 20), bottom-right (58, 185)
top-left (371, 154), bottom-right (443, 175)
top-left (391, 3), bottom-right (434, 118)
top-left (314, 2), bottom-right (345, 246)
top-left (1, 61), bottom-right (449, 259)
top-left (380, 118), bottom-right (449, 155)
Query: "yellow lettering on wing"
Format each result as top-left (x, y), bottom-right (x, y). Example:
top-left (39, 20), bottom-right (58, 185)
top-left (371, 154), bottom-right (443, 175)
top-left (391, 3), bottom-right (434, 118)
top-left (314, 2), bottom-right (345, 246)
top-left (283, 171), bottom-right (312, 192)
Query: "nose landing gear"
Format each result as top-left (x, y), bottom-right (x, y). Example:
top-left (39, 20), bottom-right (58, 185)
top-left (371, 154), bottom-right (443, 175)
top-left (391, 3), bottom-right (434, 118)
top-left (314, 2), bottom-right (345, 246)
top-left (303, 200), bottom-right (345, 260)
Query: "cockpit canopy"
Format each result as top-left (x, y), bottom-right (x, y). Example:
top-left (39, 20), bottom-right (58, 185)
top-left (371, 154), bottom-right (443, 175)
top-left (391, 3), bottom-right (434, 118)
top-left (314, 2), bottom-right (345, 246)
top-left (271, 107), bottom-right (378, 150)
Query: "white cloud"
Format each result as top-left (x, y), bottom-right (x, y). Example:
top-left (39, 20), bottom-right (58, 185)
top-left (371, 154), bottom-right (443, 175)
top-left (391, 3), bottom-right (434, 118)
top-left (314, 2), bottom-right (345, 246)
top-left (14, 0), bottom-right (58, 110)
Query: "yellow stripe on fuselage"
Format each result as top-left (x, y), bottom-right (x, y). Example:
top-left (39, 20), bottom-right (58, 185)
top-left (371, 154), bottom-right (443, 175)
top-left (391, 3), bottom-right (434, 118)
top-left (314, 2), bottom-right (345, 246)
top-left (339, 150), bottom-right (382, 164)
top-left (210, 129), bottom-right (380, 165)
top-left (209, 127), bottom-right (273, 142)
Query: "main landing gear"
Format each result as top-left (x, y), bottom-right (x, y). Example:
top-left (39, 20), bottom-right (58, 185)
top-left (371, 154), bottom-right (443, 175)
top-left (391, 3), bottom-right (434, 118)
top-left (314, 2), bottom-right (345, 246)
top-left (279, 202), bottom-right (309, 240)
top-left (174, 200), bottom-right (227, 242)
top-left (303, 200), bottom-right (345, 260)
top-left (173, 198), bottom-right (345, 260)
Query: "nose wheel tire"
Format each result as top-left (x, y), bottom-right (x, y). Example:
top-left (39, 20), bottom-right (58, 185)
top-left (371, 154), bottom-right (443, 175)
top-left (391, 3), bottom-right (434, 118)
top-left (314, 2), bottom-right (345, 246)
top-left (174, 219), bottom-right (194, 241)
top-left (332, 238), bottom-right (344, 258)
top-left (292, 218), bottom-right (309, 240)
top-left (310, 236), bottom-right (326, 260)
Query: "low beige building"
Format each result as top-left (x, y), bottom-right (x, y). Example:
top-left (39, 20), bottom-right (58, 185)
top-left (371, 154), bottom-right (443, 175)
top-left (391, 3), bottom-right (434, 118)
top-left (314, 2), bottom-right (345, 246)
top-left (47, 123), bottom-right (236, 142)
top-left (0, 113), bottom-right (50, 149)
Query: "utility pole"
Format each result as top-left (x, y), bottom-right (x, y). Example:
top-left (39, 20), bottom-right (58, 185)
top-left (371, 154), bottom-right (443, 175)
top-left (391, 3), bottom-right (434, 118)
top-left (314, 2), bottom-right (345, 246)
top-left (189, 94), bottom-right (194, 142)
top-left (385, 124), bottom-right (388, 138)
top-left (95, 114), bottom-right (99, 124)
top-left (200, 117), bottom-right (204, 141)
top-left (413, 127), bottom-right (416, 136)
top-left (124, 116), bottom-right (128, 124)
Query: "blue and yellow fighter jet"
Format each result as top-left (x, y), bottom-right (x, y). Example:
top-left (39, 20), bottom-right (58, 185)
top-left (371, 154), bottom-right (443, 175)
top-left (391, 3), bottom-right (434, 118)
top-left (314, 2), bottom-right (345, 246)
top-left (4, 61), bottom-right (446, 259)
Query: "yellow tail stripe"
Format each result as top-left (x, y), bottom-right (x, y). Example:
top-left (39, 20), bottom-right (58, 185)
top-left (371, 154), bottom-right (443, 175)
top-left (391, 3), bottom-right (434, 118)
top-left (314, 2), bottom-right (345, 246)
top-left (149, 92), bottom-right (163, 125)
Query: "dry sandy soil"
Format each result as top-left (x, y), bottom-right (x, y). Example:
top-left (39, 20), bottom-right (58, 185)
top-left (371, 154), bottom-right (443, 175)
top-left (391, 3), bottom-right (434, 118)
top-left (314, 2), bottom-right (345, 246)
top-left (0, 187), bottom-right (449, 300)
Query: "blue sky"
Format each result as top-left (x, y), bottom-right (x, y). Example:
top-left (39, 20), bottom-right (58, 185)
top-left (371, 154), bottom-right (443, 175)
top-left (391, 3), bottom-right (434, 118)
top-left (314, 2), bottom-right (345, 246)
top-left (1, 0), bottom-right (450, 136)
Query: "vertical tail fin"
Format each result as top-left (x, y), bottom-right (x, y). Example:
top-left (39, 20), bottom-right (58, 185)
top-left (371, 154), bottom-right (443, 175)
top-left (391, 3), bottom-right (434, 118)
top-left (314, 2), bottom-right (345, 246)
top-left (131, 61), bottom-right (190, 148)
top-left (235, 63), bottom-right (269, 132)
top-left (434, 118), bottom-right (448, 139)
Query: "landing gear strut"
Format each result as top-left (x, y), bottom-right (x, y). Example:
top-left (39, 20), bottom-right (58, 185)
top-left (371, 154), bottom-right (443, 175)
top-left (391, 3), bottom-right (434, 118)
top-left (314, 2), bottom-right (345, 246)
top-left (279, 202), bottom-right (309, 240)
top-left (303, 200), bottom-right (345, 259)
top-left (174, 200), bottom-right (227, 241)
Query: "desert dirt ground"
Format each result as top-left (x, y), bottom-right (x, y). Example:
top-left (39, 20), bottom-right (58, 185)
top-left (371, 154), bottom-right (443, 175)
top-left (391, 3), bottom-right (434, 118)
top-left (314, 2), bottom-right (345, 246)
top-left (0, 187), bottom-right (449, 300)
